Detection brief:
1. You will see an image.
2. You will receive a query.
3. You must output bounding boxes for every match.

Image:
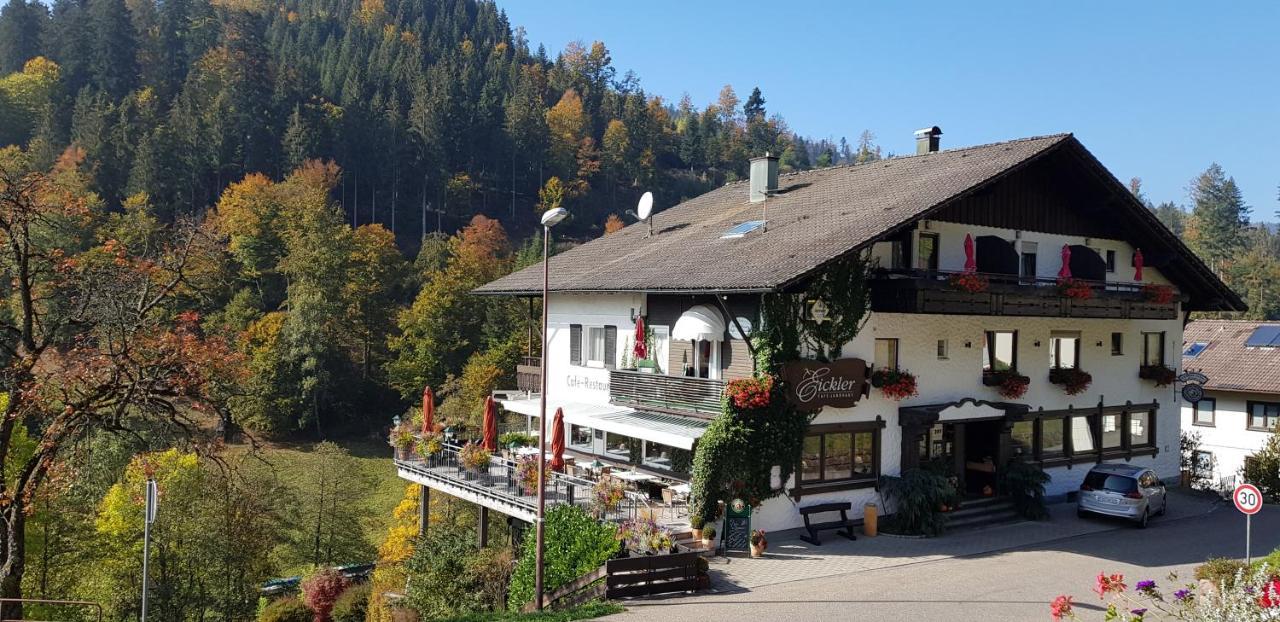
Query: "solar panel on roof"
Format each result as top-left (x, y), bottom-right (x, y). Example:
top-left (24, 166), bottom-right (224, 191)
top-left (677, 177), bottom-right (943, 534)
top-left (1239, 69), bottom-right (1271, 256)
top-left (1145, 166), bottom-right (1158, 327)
top-left (1184, 342), bottom-right (1209, 357)
top-left (720, 220), bottom-right (766, 239)
top-left (1245, 325), bottom-right (1280, 347)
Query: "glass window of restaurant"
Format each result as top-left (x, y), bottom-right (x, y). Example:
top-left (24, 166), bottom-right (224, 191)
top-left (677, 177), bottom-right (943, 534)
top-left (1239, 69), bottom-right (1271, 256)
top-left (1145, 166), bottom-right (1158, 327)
top-left (570, 425), bottom-right (593, 451)
top-left (1130, 411), bottom-right (1151, 447)
top-left (1100, 413), bottom-right (1122, 449)
top-left (1011, 420), bottom-right (1034, 458)
top-left (642, 440), bottom-right (677, 470)
top-left (801, 428), bottom-right (878, 485)
top-left (605, 432), bottom-right (637, 463)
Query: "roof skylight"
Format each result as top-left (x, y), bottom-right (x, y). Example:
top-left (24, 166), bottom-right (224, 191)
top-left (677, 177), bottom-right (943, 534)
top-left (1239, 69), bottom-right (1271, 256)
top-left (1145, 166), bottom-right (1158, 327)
top-left (721, 220), bottom-right (766, 239)
top-left (1184, 342), bottom-right (1209, 358)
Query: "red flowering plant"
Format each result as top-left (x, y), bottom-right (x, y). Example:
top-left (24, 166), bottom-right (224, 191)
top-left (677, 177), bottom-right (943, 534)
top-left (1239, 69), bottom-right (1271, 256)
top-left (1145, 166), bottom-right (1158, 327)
top-left (1138, 364), bottom-right (1177, 387)
top-left (1052, 567), bottom-right (1280, 620)
top-left (1058, 277), bottom-right (1095, 300)
top-left (726, 375), bottom-right (775, 410)
top-left (870, 368), bottom-right (918, 401)
top-left (1141, 283), bottom-right (1176, 305)
top-left (984, 369), bottom-right (1030, 400)
top-left (948, 272), bottom-right (990, 294)
top-left (1049, 368), bottom-right (1092, 396)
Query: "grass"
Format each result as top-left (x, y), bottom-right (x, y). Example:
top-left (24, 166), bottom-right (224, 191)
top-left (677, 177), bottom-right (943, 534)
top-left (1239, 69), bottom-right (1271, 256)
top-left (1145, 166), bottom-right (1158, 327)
top-left (436, 601), bottom-right (624, 622)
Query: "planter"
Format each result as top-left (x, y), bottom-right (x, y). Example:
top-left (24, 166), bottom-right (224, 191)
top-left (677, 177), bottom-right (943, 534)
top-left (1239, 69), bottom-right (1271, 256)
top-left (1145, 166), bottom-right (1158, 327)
top-left (1048, 368), bottom-right (1092, 395)
top-left (690, 528), bottom-right (703, 541)
top-left (701, 538), bottom-right (715, 551)
top-left (1139, 364), bottom-right (1177, 387)
top-left (749, 542), bottom-right (765, 558)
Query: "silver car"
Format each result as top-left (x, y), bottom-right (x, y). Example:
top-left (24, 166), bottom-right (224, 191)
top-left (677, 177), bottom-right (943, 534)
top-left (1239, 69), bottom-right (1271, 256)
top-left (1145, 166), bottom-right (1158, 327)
top-left (1077, 464), bottom-right (1167, 528)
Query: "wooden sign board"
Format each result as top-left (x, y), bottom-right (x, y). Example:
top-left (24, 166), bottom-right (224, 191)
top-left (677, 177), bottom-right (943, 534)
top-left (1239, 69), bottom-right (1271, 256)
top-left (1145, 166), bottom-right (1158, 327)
top-left (780, 358), bottom-right (872, 411)
top-left (722, 498), bottom-right (751, 555)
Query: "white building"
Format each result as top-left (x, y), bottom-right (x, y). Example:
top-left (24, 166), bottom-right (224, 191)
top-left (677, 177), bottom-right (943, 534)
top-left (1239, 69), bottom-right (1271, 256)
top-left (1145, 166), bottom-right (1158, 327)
top-left (477, 129), bottom-right (1243, 534)
top-left (1180, 320), bottom-right (1280, 491)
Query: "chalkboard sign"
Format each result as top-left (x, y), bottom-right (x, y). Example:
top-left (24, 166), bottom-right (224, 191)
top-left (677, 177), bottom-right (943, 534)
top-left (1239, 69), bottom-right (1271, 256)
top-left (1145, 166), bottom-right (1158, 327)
top-left (722, 498), bottom-right (751, 555)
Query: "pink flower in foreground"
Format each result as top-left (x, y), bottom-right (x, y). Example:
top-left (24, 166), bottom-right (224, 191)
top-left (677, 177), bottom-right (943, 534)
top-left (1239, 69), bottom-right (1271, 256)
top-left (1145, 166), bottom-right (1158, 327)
top-left (1093, 572), bottom-right (1126, 598)
top-left (1050, 595), bottom-right (1074, 620)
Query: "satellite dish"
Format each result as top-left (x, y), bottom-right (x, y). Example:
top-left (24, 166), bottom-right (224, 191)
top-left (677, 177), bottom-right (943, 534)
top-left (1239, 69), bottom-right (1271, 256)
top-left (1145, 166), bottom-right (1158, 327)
top-left (636, 192), bottom-right (654, 220)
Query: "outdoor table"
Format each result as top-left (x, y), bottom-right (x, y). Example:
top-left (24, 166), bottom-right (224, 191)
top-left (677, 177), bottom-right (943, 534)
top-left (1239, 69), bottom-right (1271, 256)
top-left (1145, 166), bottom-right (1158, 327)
top-left (512, 447), bottom-right (552, 458)
top-left (668, 483), bottom-right (691, 495)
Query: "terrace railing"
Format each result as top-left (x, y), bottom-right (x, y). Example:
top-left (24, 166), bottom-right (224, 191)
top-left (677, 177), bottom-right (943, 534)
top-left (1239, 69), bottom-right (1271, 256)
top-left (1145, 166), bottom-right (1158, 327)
top-left (394, 441), bottom-right (649, 523)
top-left (609, 369), bottom-right (725, 415)
top-left (515, 356), bottom-right (542, 394)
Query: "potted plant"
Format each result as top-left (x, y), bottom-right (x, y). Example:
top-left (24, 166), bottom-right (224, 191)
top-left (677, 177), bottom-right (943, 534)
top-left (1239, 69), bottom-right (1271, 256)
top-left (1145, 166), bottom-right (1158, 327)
top-left (1139, 363), bottom-right (1177, 387)
top-left (415, 433), bottom-right (443, 466)
top-left (516, 455), bottom-right (549, 496)
top-left (636, 358), bottom-right (657, 374)
top-left (749, 529), bottom-right (768, 558)
top-left (947, 272), bottom-right (990, 294)
top-left (695, 557), bottom-right (711, 590)
top-left (983, 369), bottom-right (1030, 399)
top-left (390, 427), bottom-right (415, 460)
top-left (689, 514), bottom-right (705, 541)
top-left (870, 368), bottom-right (918, 401)
top-left (458, 442), bottom-right (491, 479)
top-left (701, 524), bottom-right (717, 550)
top-left (1141, 283), bottom-right (1176, 304)
top-left (726, 376), bottom-right (774, 410)
top-left (619, 518), bottom-right (673, 556)
top-left (590, 477), bottom-right (625, 518)
top-left (1057, 277), bottom-right (1094, 300)
top-left (1049, 367), bottom-right (1093, 396)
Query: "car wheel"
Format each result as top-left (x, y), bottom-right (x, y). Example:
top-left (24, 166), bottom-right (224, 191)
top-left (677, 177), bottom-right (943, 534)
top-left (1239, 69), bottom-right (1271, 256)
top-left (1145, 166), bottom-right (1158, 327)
top-left (1158, 496), bottom-right (1168, 517)
top-left (1136, 509), bottom-right (1149, 529)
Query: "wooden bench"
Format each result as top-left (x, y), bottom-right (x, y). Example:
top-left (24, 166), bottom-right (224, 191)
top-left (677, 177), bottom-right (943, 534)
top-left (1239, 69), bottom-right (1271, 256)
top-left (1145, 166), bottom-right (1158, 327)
top-left (798, 502), bottom-right (858, 545)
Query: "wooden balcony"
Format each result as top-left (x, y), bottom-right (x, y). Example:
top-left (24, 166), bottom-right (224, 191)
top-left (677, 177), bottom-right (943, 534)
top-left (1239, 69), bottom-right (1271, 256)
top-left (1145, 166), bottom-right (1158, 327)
top-left (609, 370), bottom-right (725, 416)
top-left (516, 356), bottom-right (541, 393)
top-left (870, 270), bottom-right (1178, 320)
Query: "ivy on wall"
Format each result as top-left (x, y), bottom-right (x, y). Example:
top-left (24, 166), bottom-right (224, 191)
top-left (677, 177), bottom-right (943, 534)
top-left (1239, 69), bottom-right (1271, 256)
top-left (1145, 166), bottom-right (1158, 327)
top-left (691, 251), bottom-right (874, 522)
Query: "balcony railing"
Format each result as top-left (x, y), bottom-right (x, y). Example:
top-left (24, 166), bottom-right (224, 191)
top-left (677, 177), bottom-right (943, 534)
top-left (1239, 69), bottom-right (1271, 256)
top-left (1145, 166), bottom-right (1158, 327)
top-left (870, 269), bottom-right (1178, 320)
top-left (394, 441), bottom-right (649, 523)
top-left (609, 369), bottom-right (725, 415)
top-left (516, 356), bottom-right (541, 394)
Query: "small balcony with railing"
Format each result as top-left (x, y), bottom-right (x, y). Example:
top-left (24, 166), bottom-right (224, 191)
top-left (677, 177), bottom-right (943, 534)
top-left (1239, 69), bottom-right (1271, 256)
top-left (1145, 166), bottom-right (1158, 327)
top-left (608, 370), bottom-right (725, 416)
top-left (515, 356), bottom-right (541, 394)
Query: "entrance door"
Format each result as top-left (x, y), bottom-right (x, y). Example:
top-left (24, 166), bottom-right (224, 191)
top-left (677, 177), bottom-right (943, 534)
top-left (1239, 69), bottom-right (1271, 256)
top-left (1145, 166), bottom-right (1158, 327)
top-left (962, 420), bottom-right (1002, 496)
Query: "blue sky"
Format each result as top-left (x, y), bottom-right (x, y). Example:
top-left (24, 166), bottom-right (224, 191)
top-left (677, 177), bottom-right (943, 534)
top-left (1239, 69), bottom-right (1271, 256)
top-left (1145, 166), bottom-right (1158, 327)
top-left (503, 1), bottom-right (1278, 219)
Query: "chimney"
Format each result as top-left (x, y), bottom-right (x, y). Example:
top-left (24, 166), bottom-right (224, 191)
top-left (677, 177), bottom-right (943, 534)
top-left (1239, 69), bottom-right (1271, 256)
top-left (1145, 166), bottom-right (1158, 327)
top-left (914, 126), bottom-right (943, 155)
top-left (749, 152), bottom-right (779, 203)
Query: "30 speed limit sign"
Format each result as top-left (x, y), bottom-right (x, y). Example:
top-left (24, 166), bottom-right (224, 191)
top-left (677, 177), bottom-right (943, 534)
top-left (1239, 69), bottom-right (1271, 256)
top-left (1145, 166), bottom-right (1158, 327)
top-left (1235, 483), bottom-right (1263, 515)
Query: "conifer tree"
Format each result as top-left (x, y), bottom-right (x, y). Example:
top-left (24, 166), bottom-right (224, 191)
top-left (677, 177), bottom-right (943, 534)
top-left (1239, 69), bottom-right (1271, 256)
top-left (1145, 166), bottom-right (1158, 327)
top-left (0, 0), bottom-right (46, 74)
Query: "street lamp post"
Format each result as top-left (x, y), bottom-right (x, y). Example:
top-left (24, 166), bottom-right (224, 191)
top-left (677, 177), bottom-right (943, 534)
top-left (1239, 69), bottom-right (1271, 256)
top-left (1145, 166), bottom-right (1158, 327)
top-left (141, 478), bottom-right (157, 622)
top-left (535, 207), bottom-right (568, 611)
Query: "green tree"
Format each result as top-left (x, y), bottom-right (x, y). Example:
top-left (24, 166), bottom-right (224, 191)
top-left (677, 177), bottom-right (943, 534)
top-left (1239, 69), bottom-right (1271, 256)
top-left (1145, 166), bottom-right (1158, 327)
top-left (1243, 429), bottom-right (1280, 502)
top-left (1186, 163), bottom-right (1250, 271)
top-left (0, 0), bottom-right (45, 74)
top-left (87, 0), bottom-right (137, 98)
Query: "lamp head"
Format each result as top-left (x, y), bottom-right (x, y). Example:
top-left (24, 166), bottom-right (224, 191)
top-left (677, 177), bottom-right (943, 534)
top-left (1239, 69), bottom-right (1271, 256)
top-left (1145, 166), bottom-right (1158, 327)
top-left (541, 207), bottom-right (569, 228)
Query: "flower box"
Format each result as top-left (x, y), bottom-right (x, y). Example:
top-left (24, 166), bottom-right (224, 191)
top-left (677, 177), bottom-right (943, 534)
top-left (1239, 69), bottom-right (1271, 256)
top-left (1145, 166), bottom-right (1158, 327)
top-left (1138, 364), bottom-right (1177, 387)
top-left (983, 370), bottom-right (1030, 400)
top-left (947, 272), bottom-right (990, 294)
top-left (870, 368), bottom-right (918, 401)
top-left (1057, 277), bottom-right (1094, 300)
top-left (1141, 283), bottom-right (1176, 305)
top-left (1049, 368), bottom-right (1092, 395)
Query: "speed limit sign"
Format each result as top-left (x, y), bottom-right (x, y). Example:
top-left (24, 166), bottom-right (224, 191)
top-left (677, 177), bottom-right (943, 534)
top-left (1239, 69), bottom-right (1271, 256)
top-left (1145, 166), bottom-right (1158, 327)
top-left (1235, 483), bottom-right (1263, 515)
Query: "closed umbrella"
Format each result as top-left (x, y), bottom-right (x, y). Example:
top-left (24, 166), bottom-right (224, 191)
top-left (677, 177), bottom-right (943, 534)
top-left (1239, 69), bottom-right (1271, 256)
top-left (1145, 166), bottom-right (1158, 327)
top-left (633, 316), bottom-right (647, 360)
top-left (1058, 244), bottom-right (1072, 279)
top-left (482, 396), bottom-right (498, 452)
top-left (963, 234), bottom-right (976, 273)
top-left (421, 386), bottom-right (435, 435)
top-left (1133, 248), bottom-right (1144, 282)
top-left (550, 407), bottom-right (566, 472)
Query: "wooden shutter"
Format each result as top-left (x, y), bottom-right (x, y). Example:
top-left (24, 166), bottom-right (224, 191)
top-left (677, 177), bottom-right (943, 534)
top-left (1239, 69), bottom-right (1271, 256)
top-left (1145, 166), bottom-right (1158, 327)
top-left (604, 326), bottom-right (617, 369)
top-left (570, 324), bottom-right (582, 365)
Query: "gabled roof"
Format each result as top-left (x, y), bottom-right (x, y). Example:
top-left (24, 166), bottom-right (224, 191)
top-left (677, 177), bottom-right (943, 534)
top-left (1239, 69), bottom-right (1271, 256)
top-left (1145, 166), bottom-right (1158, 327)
top-left (477, 134), bottom-right (1242, 312)
top-left (1183, 320), bottom-right (1280, 395)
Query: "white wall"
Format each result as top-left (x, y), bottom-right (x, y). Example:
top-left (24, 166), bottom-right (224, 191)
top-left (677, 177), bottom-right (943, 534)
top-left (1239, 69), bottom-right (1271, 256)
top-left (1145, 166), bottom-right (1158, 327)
top-left (543, 292), bottom-right (644, 409)
top-left (1180, 390), bottom-right (1279, 487)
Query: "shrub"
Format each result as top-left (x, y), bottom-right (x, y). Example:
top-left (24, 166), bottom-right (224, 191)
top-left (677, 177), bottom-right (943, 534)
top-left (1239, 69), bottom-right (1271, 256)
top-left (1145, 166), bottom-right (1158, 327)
top-left (1243, 431), bottom-right (1280, 502)
top-left (689, 514), bottom-right (705, 530)
top-left (880, 468), bottom-right (951, 536)
top-left (509, 505), bottom-right (619, 608)
top-left (330, 583), bottom-right (369, 622)
top-left (259, 597), bottom-right (311, 622)
top-left (498, 432), bottom-right (535, 448)
top-left (618, 517), bottom-right (673, 555)
top-left (405, 526), bottom-right (512, 618)
top-left (999, 460), bottom-right (1050, 520)
top-left (1196, 557), bottom-right (1250, 588)
top-left (301, 567), bottom-right (349, 622)
top-left (701, 524), bottom-right (716, 540)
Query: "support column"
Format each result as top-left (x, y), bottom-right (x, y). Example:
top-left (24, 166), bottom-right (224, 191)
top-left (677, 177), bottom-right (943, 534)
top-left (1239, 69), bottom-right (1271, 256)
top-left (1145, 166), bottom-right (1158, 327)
top-left (478, 506), bottom-right (490, 547)
top-left (418, 485), bottom-right (429, 536)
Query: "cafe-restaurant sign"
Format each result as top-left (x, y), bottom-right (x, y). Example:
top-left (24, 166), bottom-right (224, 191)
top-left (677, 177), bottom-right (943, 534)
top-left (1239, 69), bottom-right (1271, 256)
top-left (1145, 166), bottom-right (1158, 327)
top-left (780, 358), bottom-right (872, 411)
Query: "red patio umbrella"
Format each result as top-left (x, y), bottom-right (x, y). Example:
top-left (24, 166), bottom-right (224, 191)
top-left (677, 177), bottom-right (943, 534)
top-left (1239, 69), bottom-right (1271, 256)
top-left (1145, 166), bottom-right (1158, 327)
top-left (550, 407), bottom-right (566, 472)
top-left (481, 396), bottom-right (498, 452)
top-left (1133, 248), bottom-right (1144, 282)
top-left (1057, 244), bottom-right (1072, 279)
top-left (633, 316), bottom-right (647, 360)
top-left (421, 386), bottom-right (435, 435)
top-left (963, 234), bottom-right (976, 273)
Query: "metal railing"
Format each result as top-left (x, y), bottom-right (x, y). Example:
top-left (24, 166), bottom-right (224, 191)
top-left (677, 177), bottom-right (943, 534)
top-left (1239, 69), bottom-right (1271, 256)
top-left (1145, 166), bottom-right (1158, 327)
top-left (609, 369), bottom-right (725, 415)
top-left (395, 442), bottom-right (650, 523)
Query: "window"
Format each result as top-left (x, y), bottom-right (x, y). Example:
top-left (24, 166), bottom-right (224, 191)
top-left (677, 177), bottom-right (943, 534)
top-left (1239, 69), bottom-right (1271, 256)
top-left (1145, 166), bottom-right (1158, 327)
top-left (1050, 331), bottom-right (1080, 369)
top-left (937, 339), bottom-right (949, 360)
top-left (1142, 332), bottom-right (1165, 366)
top-left (1111, 332), bottom-right (1124, 356)
top-left (1184, 342), bottom-right (1209, 357)
top-left (875, 338), bottom-right (899, 371)
top-left (983, 331), bottom-right (1017, 372)
top-left (642, 440), bottom-right (676, 470)
top-left (569, 324), bottom-right (583, 365)
top-left (1192, 398), bottom-right (1216, 427)
top-left (1191, 450), bottom-right (1214, 476)
top-left (888, 240), bottom-right (908, 270)
top-left (1105, 250), bottom-right (1117, 273)
top-left (570, 425), bottom-right (593, 450)
top-left (1020, 242), bottom-right (1038, 281)
top-left (1130, 411), bottom-right (1151, 447)
top-left (1248, 401), bottom-right (1280, 432)
top-left (1071, 416), bottom-right (1096, 453)
top-left (1011, 420), bottom-right (1034, 457)
top-left (1100, 414), bottom-right (1122, 449)
top-left (605, 432), bottom-right (637, 463)
top-left (800, 428), bottom-right (879, 485)
top-left (587, 327), bottom-right (606, 366)
top-left (918, 232), bottom-right (939, 271)
top-left (1041, 418), bottom-right (1066, 456)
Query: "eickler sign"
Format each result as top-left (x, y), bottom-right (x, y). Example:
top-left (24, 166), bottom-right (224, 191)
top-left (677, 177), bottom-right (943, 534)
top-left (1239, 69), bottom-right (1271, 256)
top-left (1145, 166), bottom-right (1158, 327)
top-left (780, 358), bottom-right (872, 411)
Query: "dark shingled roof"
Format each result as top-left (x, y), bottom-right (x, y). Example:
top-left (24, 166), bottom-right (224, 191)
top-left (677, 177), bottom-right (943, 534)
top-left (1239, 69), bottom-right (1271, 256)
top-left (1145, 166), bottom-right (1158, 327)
top-left (477, 134), bottom-right (1242, 312)
top-left (1183, 320), bottom-right (1280, 395)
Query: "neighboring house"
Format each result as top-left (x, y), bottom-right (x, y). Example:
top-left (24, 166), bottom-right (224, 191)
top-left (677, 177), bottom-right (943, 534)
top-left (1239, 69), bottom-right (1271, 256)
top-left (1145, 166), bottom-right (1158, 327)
top-left (1180, 320), bottom-right (1280, 491)
top-left (468, 128), bottom-right (1242, 534)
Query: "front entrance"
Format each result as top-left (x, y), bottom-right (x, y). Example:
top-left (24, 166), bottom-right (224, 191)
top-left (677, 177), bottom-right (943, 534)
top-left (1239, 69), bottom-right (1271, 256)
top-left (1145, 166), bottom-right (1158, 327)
top-left (900, 398), bottom-right (1029, 497)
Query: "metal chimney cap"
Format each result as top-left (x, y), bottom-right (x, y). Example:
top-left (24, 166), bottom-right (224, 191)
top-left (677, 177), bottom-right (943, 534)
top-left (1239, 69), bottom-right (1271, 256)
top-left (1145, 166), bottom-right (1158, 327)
top-left (914, 126), bottom-right (943, 138)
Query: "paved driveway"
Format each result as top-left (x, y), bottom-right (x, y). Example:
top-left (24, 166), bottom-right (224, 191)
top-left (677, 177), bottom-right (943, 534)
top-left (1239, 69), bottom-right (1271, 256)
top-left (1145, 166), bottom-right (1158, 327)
top-left (600, 492), bottom-right (1280, 622)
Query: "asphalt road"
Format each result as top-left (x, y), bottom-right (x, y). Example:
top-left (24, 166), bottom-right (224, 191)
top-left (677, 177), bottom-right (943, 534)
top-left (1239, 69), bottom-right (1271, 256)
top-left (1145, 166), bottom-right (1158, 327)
top-left (600, 503), bottom-right (1280, 622)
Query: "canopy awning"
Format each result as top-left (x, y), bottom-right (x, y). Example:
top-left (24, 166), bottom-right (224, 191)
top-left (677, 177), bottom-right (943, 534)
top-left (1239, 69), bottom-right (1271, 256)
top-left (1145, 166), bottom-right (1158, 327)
top-left (671, 304), bottom-right (726, 342)
top-left (496, 397), bottom-right (708, 450)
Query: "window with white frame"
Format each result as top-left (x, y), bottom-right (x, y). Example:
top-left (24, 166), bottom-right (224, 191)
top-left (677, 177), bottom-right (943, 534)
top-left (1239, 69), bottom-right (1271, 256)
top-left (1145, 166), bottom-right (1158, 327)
top-left (1192, 398), bottom-right (1215, 426)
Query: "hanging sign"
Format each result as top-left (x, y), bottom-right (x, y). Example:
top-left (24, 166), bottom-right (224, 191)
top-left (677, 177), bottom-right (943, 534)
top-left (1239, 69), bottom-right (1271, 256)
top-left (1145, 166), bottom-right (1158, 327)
top-left (1179, 371), bottom-right (1208, 404)
top-left (722, 498), bottom-right (752, 556)
top-left (780, 358), bottom-right (872, 411)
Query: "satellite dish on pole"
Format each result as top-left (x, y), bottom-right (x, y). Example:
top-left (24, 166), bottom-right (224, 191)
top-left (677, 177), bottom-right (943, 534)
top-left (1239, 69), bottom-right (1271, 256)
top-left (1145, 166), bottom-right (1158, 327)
top-left (636, 192), bottom-right (653, 220)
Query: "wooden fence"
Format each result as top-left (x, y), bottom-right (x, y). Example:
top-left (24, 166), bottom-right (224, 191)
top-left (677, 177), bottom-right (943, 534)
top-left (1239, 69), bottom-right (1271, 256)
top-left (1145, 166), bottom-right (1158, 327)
top-left (521, 549), bottom-right (704, 612)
